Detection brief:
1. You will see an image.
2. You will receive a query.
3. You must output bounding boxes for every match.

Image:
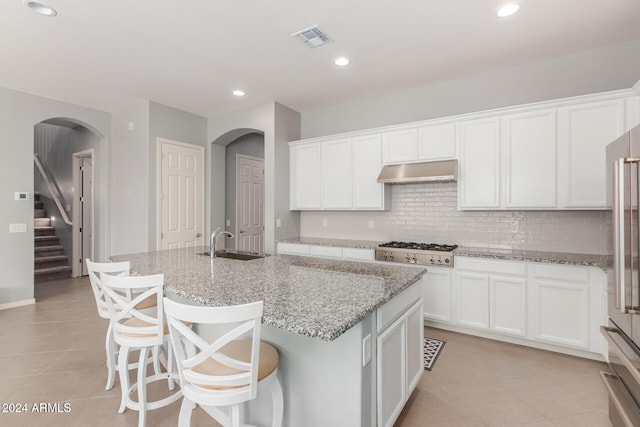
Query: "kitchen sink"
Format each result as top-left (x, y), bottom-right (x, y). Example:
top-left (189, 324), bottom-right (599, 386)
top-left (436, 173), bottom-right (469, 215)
top-left (199, 250), bottom-right (266, 261)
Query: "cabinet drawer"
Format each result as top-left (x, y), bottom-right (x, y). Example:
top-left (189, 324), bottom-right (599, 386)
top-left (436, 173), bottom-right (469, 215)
top-left (530, 263), bottom-right (590, 283)
top-left (342, 247), bottom-right (374, 261)
top-left (277, 243), bottom-right (310, 256)
top-left (456, 257), bottom-right (527, 276)
top-left (309, 245), bottom-right (343, 258)
top-left (377, 279), bottom-right (423, 333)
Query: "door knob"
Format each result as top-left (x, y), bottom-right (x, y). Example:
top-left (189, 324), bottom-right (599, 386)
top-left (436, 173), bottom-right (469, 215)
top-left (239, 230), bottom-right (245, 234)
top-left (195, 233), bottom-right (202, 238)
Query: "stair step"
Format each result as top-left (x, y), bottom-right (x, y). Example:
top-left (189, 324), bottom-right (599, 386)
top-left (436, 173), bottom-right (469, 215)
top-left (35, 245), bottom-right (65, 257)
top-left (34, 226), bottom-right (55, 237)
top-left (35, 256), bottom-right (69, 270)
top-left (34, 236), bottom-right (60, 247)
top-left (34, 201), bottom-right (44, 209)
top-left (34, 265), bottom-right (72, 282)
top-left (34, 217), bottom-right (50, 227)
top-left (34, 208), bottom-right (47, 218)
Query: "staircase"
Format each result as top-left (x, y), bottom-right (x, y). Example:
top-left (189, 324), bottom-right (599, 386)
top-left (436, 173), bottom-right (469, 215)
top-left (34, 193), bottom-right (72, 282)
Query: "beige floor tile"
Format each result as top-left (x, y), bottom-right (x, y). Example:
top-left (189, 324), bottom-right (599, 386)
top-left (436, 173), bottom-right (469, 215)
top-left (0, 278), bottom-right (616, 427)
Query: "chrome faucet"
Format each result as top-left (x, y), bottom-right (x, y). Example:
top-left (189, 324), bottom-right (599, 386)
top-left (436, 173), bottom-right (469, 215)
top-left (210, 227), bottom-right (235, 258)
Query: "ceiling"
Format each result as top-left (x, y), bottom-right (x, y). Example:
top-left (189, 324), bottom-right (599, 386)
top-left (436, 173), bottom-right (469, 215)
top-left (3, 0), bottom-right (640, 118)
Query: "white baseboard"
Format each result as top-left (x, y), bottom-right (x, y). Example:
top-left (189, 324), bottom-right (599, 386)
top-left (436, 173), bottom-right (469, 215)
top-left (0, 298), bottom-right (36, 310)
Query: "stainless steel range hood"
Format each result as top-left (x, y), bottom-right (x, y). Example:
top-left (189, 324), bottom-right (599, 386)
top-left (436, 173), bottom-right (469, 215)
top-left (377, 159), bottom-right (457, 184)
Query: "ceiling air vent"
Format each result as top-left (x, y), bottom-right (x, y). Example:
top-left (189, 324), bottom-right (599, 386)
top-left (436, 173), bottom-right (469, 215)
top-left (292, 25), bottom-right (333, 48)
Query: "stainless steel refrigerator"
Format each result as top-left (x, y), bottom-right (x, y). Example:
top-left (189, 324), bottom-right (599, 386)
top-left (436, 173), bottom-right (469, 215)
top-left (603, 124), bottom-right (640, 426)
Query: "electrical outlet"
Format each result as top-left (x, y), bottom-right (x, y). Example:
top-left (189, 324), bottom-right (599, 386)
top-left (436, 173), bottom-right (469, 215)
top-left (362, 334), bottom-right (372, 367)
top-left (276, 218), bottom-right (282, 228)
top-left (226, 219), bottom-right (231, 227)
top-left (322, 219), bottom-right (328, 227)
top-left (368, 220), bottom-right (374, 229)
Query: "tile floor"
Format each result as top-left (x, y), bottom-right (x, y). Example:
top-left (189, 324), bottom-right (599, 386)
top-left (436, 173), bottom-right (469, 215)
top-left (0, 276), bottom-right (612, 426)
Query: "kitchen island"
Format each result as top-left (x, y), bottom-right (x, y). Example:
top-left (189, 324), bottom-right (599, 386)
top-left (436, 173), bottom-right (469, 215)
top-left (111, 247), bottom-right (426, 427)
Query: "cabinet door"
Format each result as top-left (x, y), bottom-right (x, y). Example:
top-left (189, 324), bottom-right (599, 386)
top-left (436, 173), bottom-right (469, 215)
top-left (503, 109), bottom-right (557, 208)
top-left (382, 128), bottom-right (418, 164)
top-left (353, 134), bottom-right (386, 209)
top-left (455, 271), bottom-right (489, 329)
top-left (291, 143), bottom-right (322, 209)
top-left (322, 138), bottom-right (352, 209)
top-left (457, 117), bottom-right (501, 209)
top-left (377, 315), bottom-right (406, 427)
top-left (557, 99), bottom-right (625, 208)
top-left (406, 299), bottom-right (424, 395)
top-left (490, 275), bottom-right (527, 336)
top-left (418, 123), bottom-right (455, 160)
top-left (423, 268), bottom-right (452, 323)
top-left (530, 279), bottom-right (590, 349)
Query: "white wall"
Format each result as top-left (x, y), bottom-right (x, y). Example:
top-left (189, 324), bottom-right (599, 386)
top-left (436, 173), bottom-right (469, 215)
top-left (0, 86), bottom-right (110, 307)
top-left (302, 40), bottom-right (640, 138)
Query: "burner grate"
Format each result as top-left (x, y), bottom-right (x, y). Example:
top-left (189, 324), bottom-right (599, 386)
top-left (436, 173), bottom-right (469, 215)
top-left (378, 241), bottom-right (458, 252)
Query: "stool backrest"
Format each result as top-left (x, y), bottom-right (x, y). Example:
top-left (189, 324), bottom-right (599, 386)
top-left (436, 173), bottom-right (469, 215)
top-left (101, 273), bottom-right (165, 347)
top-left (86, 259), bottom-right (131, 319)
top-left (164, 297), bottom-right (263, 406)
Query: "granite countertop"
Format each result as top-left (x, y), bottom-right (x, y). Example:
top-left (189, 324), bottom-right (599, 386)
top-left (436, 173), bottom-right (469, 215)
top-left (277, 237), bottom-right (611, 270)
top-left (454, 246), bottom-right (611, 270)
top-left (110, 247), bottom-right (425, 342)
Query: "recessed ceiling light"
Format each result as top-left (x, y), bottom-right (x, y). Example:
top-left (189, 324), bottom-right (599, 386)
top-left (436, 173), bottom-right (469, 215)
top-left (233, 90), bottom-right (245, 97)
top-left (497, 3), bottom-right (520, 17)
top-left (334, 57), bottom-right (350, 66)
top-left (23, 0), bottom-right (57, 16)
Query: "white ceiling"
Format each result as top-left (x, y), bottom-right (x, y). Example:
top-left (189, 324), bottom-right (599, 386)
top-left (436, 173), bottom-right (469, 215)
top-left (2, 0), bottom-right (640, 118)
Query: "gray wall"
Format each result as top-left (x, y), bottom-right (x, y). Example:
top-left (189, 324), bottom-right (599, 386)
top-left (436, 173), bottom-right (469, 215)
top-left (207, 102), bottom-right (301, 254)
top-left (302, 40), bottom-right (640, 138)
top-left (0, 86), bottom-right (110, 307)
top-left (224, 133), bottom-right (265, 247)
top-left (148, 101), bottom-right (207, 250)
top-left (34, 123), bottom-right (100, 263)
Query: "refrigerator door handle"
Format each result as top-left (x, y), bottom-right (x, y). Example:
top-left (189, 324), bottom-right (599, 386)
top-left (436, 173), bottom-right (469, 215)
top-left (601, 326), bottom-right (640, 386)
top-left (614, 158), bottom-right (626, 313)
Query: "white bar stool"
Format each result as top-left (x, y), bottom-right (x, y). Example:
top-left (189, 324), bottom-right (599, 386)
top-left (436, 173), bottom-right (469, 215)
top-left (102, 273), bottom-right (182, 427)
top-left (164, 297), bottom-right (283, 427)
top-left (86, 259), bottom-right (158, 391)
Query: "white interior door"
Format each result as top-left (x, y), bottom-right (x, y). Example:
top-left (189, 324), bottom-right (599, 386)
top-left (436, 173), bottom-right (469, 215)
top-left (159, 139), bottom-right (204, 250)
top-left (236, 155), bottom-right (264, 253)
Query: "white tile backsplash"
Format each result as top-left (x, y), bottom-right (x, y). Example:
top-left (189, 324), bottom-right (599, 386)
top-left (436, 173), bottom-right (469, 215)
top-left (300, 182), bottom-right (611, 255)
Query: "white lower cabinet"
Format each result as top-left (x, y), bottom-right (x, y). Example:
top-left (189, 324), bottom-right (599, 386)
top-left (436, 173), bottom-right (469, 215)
top-left (422, 267), bottom-right (453, 323)
top-left (377, 297), bottom-right (423, 427)
top-left (529, 263), bottom-right (601, 351)
top-left (276, 242), bottom-right (374, 261)
top-left (439, 256), bottom-right (606, 358)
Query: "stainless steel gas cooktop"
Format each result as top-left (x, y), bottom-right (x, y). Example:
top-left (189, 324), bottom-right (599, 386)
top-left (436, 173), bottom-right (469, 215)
top-left (375, 241), bottom-right (458, 267)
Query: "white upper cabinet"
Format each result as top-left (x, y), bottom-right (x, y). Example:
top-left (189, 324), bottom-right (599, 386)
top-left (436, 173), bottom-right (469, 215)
top-left (457, 117), bottom-right (501, 209)
top-left (417, 123), bottom-right (456, 160)
top-left (382, 128), bottom-right (418, 164)
top-left (290, 135), bottom-right (389, 211)
top-left (503, 109), bottom-right (557, 209)
top-left (353, 135), bottom-right (388, 209)
top-left (557, 98), bottom-right (626, 209)
top-left (290, 142), bottom-right (321, 209)
top-left (322, 138), bottom-right (352, 209)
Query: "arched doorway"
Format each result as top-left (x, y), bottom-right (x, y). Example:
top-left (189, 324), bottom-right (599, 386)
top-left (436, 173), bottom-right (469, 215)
top-left (210, 128), bottom-right (265, 252)
top-left (33, 118), bottom-right (101, 281)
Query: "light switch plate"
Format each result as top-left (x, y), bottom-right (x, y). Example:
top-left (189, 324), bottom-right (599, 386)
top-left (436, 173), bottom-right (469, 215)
top-left (9, 223), bottom-right (27, 233)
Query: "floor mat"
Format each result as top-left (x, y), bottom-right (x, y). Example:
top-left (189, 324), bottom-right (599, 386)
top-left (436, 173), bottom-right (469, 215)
top-left (424, 337), bottom-right (445, 371)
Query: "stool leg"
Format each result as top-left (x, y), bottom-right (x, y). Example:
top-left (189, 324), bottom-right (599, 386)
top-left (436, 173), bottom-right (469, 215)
top-left (152, 344), bottom-right (161, 375)
top-left (105, 324), bottom-right (116, 390)
top-left (117, 345), bottom-right (130, 414)
top-left (137, 347), bottom-right (149, 427)
top-left (270, 377), bottom-right (284, 427)
top-left (178, 397), bottom-right (196, 427)
top-left (167, 343), bottom-right (176, 391)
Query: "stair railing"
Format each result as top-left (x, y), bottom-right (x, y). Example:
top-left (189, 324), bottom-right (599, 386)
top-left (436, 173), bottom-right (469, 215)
top-left (33, 153), bottom-right (72, 226)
